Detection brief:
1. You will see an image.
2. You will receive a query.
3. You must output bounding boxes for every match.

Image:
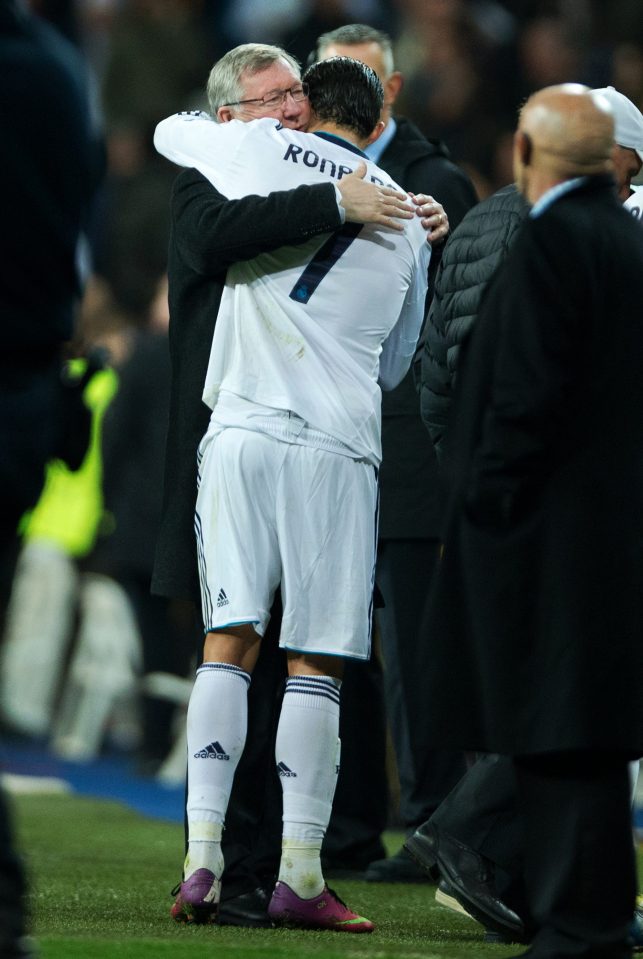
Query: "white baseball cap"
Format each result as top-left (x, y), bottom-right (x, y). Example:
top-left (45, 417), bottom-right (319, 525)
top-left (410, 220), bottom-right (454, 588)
top-left (593, 86), bottom-right (643, 163)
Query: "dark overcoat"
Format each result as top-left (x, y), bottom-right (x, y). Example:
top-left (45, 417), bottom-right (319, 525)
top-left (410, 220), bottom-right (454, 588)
top-left (151, 170), bottom-right (342, 602)
top-left (377, 117), bottom-right (478, 539)
top-left (423, 175), bottom-right (643, 756)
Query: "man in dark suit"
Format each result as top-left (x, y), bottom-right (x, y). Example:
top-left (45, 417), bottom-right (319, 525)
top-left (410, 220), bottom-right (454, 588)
top-left (415, 84), bottom-right (643, 958)
top-left (313, 23), bottom-right (478, 881)
top-left (407, 86), bottom-right (643, 947)
top-left (152, 42), bottom-right (446, 924)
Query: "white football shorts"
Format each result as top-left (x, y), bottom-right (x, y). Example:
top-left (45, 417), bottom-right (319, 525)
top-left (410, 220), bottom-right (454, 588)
top-left (195, 427), bottom-right (378, 660)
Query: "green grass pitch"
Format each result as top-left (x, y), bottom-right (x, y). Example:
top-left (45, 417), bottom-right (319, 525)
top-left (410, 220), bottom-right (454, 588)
top-left (11, 792), bottom-right (643, 959)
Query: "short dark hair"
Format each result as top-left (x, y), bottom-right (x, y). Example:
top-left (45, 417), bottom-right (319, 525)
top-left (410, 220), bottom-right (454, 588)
top-left (314, 24), bottom-right (395, 75)
top-left (303, 57), bottom-right (383, 140)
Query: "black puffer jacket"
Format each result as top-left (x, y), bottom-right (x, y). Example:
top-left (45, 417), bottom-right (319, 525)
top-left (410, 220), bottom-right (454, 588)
top-left (419, 184), bottom-right (529, 461)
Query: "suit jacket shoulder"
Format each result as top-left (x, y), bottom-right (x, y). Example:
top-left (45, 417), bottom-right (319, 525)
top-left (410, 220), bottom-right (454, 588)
top-left (380, 117), bottom-right (478, 231)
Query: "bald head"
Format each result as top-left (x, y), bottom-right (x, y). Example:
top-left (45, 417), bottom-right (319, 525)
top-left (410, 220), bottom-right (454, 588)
top-left (514, 83), bottom-right (616, 203)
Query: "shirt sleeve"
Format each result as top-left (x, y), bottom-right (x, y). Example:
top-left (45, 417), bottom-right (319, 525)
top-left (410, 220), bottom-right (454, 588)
top-left (378, 240), bottom-right (431, 391)
top-left (154, 111), bottom-right (249, 189)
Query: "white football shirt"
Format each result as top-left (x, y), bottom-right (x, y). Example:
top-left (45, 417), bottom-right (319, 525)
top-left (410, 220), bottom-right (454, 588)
top-left (154, 112), bottom-right (430, 464)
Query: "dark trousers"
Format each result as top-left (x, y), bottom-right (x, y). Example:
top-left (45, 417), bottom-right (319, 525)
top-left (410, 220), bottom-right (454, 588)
top-left (322, 645), bottom-right (389, 867)
top-left (325, 538), bottom-right (468, 866)
top-left (515, 752), bottom-right (635, 958)
top-left (0, 353), bottom-right (63, 950)
top-left (123, 580), bottom-right (195, 764)
top-left (219, 617), bottom-right (285, 899)
top-left (0, 789), bottom-right (28, 950)
top-left (376, 538), bottom-right (467, 830)
top-left (0, 534), bottom-right (29, 950)
top-left (431, 751), bottom-right (636, 954)
top-left (430, 752), bottom-right (525, 897)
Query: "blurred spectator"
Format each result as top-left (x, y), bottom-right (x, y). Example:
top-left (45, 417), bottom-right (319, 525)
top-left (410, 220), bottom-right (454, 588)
top-left (0, 0), bottom-right (104, 953)
top-left (393, 0), bottom-right (520, 196)
top-left (76, 0), bottom-right (120, 79)
top-left (1, 276), bottom-right (128, 747)
top-left (83, 274), bottom-right (195, 774)
top-left (589, 0), bottom-right (643, 47)
top-left (3, 271), bottom-right (192, 770)
top-left (25, 0), bottom-right (80, 43)
top-left (0, 345), bottom-right (119, 741)
top-left (518, 16), bottom-right (581, 86)
top-left (612, 43), bottom-right (643, 114)
top-left (221, 0), bottom-right (310, 46)
top-left (283, 0), bottom-right (397, 64)
top-left (92, 0), bottom-right (212, 315)
top-left (101, 1), bottom-right (210, 134)
top-left (92, 141), bottom-right (176, 314)
top-left (386, 1), bottom-right (643, 195)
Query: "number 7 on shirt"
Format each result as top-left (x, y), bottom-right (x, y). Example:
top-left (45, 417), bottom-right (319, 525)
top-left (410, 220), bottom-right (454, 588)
top-left (289, 223), bottom-right (363, 304)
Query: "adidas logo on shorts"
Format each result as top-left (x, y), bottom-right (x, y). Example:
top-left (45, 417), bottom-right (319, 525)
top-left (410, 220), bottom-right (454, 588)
top-left (277, 761), bottom-right (297, 778)
top-left (217, 588), bottom-right (229, 608)
top-left (194, 741), bottom-right (230, 760)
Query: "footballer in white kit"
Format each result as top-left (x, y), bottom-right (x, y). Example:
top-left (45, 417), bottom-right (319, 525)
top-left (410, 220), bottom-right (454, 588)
top-left (162, 50), bottom-right (433, 932)
top-left (154, 85), bottom-right (429, 661)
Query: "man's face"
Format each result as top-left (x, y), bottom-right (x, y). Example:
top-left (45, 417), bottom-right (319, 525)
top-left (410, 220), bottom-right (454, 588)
top-left (319, 41), bottom-right (398, 120)
top-left (321, 41), bottom-right (386, 83)
top-left (612, 145), bottom-right (642, 202)
top-left (217, 60), bottom-right (310, 130)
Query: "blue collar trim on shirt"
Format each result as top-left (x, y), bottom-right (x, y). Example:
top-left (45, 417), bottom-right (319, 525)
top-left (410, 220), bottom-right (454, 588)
top-left (313, 130), bottom-right (368, 158)
top-left (529, 176), bottom-right (588, 218)
top-left (365, 117), bottom-right (397, 163)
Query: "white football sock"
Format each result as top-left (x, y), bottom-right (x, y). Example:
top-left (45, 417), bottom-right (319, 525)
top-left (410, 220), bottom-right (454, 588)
top-left (185, 662), bottom-right (250, 879)
top-left (276, 674), bottom-right (341, 898)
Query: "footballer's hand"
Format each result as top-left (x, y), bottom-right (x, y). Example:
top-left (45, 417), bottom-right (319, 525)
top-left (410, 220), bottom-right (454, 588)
top-left (410, 194), bottom-right (450, 245)
top-left (338, 161), bottom-right (414, 230)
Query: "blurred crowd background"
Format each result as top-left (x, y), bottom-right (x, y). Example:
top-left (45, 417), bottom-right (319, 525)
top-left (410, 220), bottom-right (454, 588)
top-left (2, 0), bottom-right (643, 787)
top-left (28, 0), bottom-right (643, 319)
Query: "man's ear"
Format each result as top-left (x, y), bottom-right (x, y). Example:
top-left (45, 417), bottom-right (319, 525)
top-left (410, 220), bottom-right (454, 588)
top-left (385, 71), bottom-right (403, 108)
top-left (516, 129), bottom-right (533, 166)
top-left (367, 120), bottom-right (386, 146)
top-left (217, 106), bottom-right (234, 123)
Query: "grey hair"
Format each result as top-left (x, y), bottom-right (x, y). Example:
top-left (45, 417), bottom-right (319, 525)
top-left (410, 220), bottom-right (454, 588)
top-left (206, 43), bottom-right (301, 118)
top-left (314, 24), bottom-right (395, 77)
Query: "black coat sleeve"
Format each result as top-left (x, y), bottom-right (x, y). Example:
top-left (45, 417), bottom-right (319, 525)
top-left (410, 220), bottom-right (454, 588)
top-left (172, 168), bottom-right (342, 276)
top-left (420, 280), bottom-right (453, 460)
top-left (404, 155), bottom-right (478, 389)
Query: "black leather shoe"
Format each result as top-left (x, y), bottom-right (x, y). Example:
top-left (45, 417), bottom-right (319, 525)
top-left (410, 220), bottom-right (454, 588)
top-left (364, 846), bottom-right (432, 883)
top-left (404, 822), bottom-right (525, 941)
top-left (402, 821), bottom-right (439, 877)
top-left (435, 877), bottom-right (473, 918)
top-left (218, 886), bottom-right (274, 928)
top-left (436, 879), bottom-right (521, 945)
